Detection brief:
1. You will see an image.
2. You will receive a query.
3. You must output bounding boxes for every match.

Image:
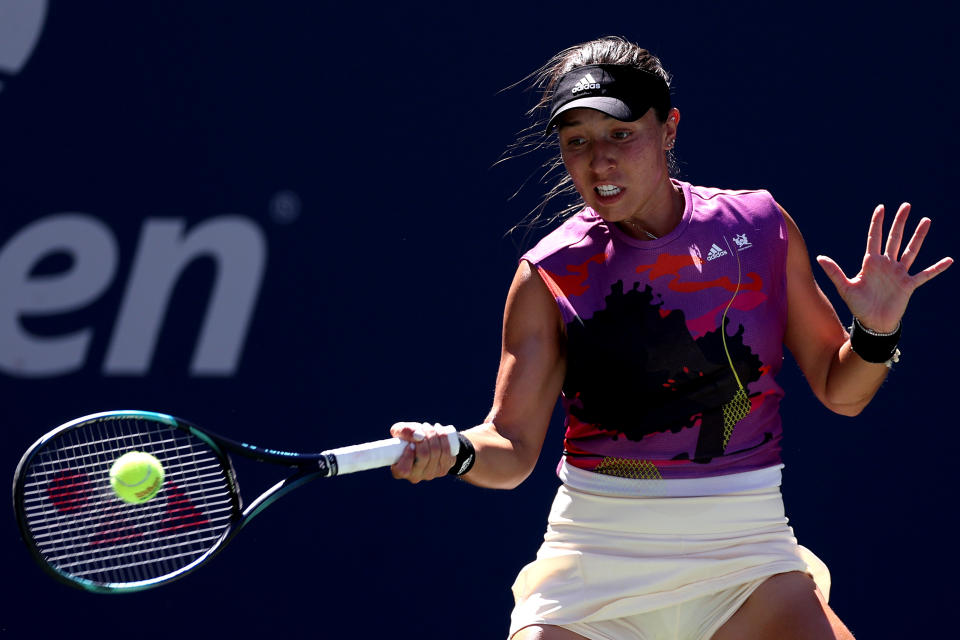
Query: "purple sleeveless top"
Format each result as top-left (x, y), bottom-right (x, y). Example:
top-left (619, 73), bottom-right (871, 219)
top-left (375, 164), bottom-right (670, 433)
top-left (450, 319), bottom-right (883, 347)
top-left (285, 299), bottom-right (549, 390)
top-left (522, 181), bottom-right (789, 479)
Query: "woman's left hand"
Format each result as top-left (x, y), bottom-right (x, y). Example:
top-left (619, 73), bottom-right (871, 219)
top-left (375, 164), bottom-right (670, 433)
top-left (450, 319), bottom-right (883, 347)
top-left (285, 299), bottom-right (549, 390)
top-left (815, 203), bottom-right (953, 332)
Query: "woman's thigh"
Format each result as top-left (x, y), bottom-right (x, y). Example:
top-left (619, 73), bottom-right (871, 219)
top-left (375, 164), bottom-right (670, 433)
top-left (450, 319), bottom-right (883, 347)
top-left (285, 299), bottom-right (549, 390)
top-left (710, 571), bottom-right (854, 640)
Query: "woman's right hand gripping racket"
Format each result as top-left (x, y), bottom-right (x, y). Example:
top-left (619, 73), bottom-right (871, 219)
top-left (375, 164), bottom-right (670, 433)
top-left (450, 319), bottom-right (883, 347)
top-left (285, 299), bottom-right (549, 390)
top-left (12, 410), bottom-right (470, 593)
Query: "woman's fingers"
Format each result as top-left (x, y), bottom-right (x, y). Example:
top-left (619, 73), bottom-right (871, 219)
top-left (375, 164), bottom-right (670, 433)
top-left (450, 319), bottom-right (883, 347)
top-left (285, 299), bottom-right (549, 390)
top-left (815, 254), bottom-right (850, 295)
top-left (883, 202), bottom-right (911, 260)
top-left (885, 212), bottom-right (952, 286)
top-left (390, 422), bottom-right (424, 481)
top-left (866, 204), bottom-right (885, 256)
top-left (418, 424), bottom-right (456, 477)
top-left (898, 215), bottom-right (932, 273)
top-left (390, 442), bottom-right (416, 479)
top-left (910, 256), bottom-right (955, 288)
top-left (390, 422), bottom-right (456, 483)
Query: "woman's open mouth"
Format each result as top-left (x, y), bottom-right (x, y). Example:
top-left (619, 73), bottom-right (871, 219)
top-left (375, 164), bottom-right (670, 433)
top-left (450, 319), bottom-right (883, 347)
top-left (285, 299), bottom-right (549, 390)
top-left (594, 184), bottom-right (624, 203)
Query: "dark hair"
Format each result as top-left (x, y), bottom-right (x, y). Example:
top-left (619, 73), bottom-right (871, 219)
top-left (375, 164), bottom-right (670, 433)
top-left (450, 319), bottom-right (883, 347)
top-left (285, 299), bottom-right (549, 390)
top-left (502, 36), bottom-right (676, 238)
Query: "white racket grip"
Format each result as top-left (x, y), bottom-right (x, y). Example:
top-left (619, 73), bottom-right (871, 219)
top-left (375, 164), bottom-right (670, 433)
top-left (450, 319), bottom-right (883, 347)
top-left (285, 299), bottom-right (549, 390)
top-left (322, 426), bottom-right (459, 476)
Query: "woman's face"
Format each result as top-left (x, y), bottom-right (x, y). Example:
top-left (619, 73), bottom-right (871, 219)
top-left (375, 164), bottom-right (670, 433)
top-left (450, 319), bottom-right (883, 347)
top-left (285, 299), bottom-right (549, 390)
top-left (557, 107), bottom-right (678, 225)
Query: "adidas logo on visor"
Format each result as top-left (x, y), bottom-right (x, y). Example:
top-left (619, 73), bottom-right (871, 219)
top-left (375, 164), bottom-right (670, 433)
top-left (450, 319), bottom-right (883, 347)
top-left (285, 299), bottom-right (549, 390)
top-left (571, 73), bottom-right (601, 94)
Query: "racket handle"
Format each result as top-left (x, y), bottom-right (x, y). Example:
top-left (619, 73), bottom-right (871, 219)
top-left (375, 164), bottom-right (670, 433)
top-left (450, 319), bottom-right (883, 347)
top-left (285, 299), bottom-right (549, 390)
top-left (322, 426), bottom-right (459, 476)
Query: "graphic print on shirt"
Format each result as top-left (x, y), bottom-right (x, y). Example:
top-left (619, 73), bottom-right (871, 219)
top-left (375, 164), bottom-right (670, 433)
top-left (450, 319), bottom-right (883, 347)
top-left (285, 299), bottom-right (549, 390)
top-left (547, 247), bottom-right (767, 466)
top-left (523, 184), bottom-right (790, 479)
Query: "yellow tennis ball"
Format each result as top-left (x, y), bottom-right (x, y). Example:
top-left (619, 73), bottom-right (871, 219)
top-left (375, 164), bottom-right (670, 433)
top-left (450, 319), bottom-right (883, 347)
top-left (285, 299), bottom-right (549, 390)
top-left (110, 451), bottom-right (165, 504)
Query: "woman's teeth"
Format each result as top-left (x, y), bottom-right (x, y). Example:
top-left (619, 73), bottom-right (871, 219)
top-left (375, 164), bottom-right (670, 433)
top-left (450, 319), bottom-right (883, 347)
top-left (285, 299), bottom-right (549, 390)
top-left (596, 185), bottom-right (622, 196)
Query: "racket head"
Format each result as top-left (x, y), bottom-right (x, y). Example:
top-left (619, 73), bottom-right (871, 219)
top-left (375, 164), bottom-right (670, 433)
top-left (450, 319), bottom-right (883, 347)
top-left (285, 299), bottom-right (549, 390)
top-left (12, 410), bottom-right (242, 593)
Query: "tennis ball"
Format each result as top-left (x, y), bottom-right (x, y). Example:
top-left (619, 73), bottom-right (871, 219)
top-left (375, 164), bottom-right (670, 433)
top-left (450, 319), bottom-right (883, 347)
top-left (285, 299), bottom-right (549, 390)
top-left (109, 451), bottom-right (165, 504)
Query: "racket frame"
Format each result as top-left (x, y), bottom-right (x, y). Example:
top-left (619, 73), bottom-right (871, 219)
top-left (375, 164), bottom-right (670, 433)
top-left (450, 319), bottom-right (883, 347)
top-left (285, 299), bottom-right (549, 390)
top-left (13, 411), bottom-right (343, 593)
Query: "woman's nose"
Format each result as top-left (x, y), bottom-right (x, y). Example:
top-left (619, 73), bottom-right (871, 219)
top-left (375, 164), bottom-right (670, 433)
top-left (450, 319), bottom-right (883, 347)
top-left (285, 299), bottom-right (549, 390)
top-left (589, 140), bottom-right (616, 173)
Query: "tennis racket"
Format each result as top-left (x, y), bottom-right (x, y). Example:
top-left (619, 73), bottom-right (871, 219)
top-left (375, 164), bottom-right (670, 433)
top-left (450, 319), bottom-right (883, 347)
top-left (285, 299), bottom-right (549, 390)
top-left (12, 410), bottom-right (460, 593)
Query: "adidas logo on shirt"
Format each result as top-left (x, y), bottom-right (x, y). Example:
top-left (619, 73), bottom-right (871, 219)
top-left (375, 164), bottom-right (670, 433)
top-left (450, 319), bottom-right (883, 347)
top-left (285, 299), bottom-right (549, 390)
top-left (572, 73), bottom-right (601, 93)
top-left (705, 243), bottom-right (728, 261)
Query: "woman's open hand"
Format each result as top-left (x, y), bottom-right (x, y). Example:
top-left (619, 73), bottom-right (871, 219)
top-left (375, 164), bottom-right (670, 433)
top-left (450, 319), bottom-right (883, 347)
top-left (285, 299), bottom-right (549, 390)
top-left (815, 203), bottom-right (952, 332)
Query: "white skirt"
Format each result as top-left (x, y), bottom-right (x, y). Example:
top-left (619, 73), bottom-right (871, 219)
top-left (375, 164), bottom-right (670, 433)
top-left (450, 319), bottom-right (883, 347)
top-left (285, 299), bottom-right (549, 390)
top-left (509, 476), bottom-right (830, 637)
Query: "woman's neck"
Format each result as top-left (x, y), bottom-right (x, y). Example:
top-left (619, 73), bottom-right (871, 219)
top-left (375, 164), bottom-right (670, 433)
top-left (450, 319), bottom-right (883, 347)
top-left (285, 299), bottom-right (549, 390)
top-left (619, 180), bottom-right (684, 240)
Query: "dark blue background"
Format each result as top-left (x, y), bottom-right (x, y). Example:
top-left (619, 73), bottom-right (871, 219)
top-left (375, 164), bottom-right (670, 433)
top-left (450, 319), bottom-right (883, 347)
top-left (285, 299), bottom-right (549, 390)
top-left (2, 2), bottom-right (956, 637)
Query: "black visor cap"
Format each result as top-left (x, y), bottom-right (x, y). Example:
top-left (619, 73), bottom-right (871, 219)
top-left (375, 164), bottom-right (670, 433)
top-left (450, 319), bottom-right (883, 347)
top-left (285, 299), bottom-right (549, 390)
top-left (546, 64), bottom-right (671, 133)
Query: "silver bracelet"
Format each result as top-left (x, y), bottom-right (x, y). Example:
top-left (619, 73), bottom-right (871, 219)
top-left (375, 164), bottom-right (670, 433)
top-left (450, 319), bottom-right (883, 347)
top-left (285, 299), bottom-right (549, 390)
top-left (854, 317), bottom-right (901, 337)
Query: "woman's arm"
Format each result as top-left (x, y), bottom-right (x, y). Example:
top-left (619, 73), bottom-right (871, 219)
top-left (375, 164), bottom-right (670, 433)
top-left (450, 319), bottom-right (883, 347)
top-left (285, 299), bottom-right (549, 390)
top-left (391, 260), bottom-right (566, 489)
top-left (782, 203), bottom-right (952, 416)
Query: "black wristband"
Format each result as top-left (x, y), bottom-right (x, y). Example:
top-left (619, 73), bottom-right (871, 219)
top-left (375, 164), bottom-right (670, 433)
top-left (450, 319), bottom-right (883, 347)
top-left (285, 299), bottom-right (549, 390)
top-left (849, 316), bottom-right (901, 364)
top-left (448, 433), bottom-right (476, 476)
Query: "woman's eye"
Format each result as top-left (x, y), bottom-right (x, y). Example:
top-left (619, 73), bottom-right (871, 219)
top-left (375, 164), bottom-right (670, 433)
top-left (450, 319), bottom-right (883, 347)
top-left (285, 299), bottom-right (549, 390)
top-left (612, 130), bottom-right (631, 140)
top-left (565, 137), bottom-right (587, 147)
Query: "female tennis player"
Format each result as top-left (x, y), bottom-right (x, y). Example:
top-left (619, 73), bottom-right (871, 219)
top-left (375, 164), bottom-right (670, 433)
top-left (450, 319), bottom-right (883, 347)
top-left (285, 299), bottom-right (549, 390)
top-left (390, 36), bottom-right (952, 639)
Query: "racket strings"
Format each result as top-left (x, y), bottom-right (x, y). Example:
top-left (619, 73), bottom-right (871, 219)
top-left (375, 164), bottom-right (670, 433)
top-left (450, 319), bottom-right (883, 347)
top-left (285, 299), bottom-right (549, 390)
top-left (20, 416), bottom-right (236, 587)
